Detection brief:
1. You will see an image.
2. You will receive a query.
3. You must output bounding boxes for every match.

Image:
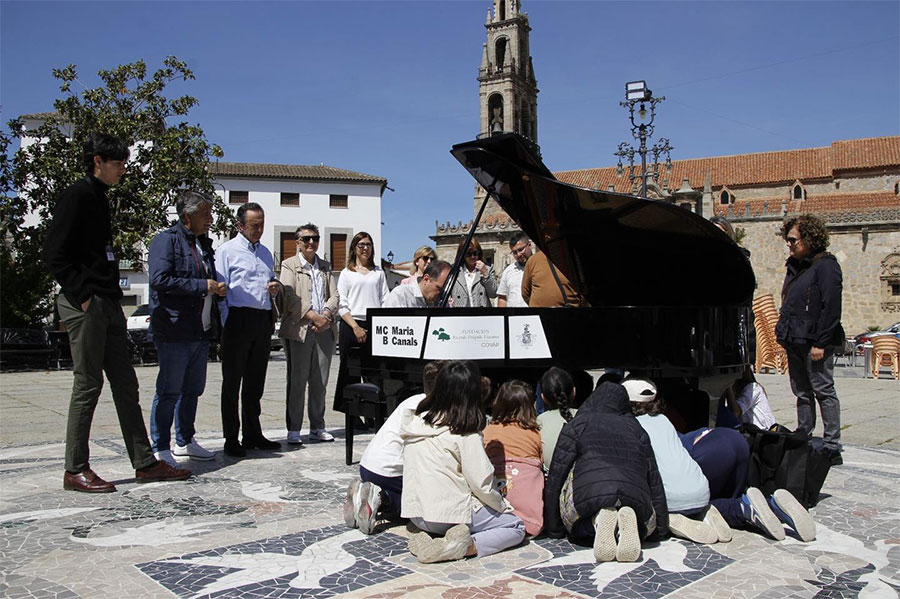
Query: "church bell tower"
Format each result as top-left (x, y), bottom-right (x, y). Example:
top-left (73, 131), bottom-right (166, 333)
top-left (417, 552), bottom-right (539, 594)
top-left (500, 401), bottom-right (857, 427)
top-left (478, 0), bottom-right (538, 142)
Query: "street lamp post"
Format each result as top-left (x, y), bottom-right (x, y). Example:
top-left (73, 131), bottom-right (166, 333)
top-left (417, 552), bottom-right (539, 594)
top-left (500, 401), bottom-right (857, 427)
top-left (614, 80), bottom-right (674, 198)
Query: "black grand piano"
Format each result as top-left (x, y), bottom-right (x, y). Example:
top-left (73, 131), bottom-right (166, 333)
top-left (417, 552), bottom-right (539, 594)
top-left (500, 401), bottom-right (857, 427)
top-left (346, 133), bottom-right (755, 442)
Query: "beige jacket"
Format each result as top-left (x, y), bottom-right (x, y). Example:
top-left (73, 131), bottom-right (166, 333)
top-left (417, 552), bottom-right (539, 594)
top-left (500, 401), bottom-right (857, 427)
top-left (399, 410), bottom-right (512, 524)
top-left (278, 254), bottom-right (338, 343)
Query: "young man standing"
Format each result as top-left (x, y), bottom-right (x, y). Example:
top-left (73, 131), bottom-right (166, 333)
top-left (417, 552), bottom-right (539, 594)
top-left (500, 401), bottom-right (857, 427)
top-left (44, 133), bottom-right (191, 492)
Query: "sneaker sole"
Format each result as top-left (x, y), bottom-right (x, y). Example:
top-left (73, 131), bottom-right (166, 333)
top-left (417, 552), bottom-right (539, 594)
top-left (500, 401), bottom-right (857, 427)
top-left (669, 513), bottom-right (718, 544)
top-left (703, 505), bottom-right (733, 543)
top-left (773, 489), bottom-right (816, 542)
top-left (344, 480), bottom-right (361, 528)
top-left (357, 482), bottom-right (382, 535)
top-left (593, 508), bottom-right (617, 562)
top-left (172, 451), bottom-right (215, 461)
top-left (416, 524), bottom-right (471, 563)
top-left (616, 506), bottom-right (641, 562)
top-left (746, 487), bottom-right (786, 541)
top-left (407, 529), bottom-right (433, 557)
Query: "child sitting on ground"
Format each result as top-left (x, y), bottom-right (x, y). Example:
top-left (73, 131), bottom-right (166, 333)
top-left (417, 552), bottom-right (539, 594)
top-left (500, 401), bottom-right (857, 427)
top-left (624, 376), bottom-right (732, 545)
top-left (544, 382), bottom-right (668, 563)
top-left (344, 361), bottom-right (444, 534)
top-left (536, 367), bottom-right (577, 470)
top-left (483, 380), bottom-right (544, 536)
top-left (723, 366), bottom-right (776, 430)
top-left (400, 360), bottom-right (526, 563)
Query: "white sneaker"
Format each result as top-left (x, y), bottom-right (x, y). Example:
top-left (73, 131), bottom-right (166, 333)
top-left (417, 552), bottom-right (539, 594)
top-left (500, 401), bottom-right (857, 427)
top-left (310, 429), bottom-right (334, 442)
top-left (286, 431), bottom-right (303, 445)
top-left (592, 508), bottom-right (617, 562)
top-left (357, 481), bottom-right (382, 535)
top-left (343, 479), bottom-right (362, 528)
top-left (154, 449), bottom-right (178, 467)
top-left (172, 438), bottom-right (215, 461)
top-left (669, 513), bottom-right (718, 544)
top-left (415, 524), bottom-right (472, 563)
top-left (615, 506), bottom-right (641, 562)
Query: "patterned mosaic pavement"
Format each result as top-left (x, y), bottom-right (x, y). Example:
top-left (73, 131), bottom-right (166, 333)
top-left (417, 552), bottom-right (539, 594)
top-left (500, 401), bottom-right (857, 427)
top-left (1, 430), bottom-right (898, 599)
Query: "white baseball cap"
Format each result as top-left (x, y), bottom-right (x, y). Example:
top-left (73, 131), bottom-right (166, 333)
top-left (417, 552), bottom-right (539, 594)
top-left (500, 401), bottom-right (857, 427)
top-left (623, 377), bottom-right (657, 403)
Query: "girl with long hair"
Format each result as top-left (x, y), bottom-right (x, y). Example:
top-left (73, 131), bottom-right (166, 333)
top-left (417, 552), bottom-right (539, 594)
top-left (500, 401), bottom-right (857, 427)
top-left (400, 361), bottom-right (525, 563)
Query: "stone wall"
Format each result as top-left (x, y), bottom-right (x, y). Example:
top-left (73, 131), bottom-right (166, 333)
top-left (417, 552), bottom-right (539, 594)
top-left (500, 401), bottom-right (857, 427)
top-left (739, 218), bottom-right (900, 337)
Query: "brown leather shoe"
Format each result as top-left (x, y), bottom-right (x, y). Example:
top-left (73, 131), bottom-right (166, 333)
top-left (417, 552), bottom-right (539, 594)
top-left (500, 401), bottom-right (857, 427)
top-left (63, 469), bottom-right (116, 493)
top-left (135, 460), bottom-right (191, 483)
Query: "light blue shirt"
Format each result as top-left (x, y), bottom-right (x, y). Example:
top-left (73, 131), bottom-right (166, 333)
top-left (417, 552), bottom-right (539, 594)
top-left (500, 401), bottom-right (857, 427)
top-left (215, 233), bottom-right (275, 326)
top-left (637, 413), bottom-right (709, 513)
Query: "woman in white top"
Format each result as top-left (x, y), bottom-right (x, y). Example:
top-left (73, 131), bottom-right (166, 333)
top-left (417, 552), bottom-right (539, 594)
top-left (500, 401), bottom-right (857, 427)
top-left (333, 232), bottom-right (389, 415)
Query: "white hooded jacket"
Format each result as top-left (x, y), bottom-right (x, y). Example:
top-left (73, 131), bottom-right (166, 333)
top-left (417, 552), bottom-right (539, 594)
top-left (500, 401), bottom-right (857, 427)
top-left (399, 410), bottom-right (512, 523)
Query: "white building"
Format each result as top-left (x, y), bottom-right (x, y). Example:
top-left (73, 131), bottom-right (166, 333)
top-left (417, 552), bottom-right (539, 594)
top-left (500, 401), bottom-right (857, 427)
top-left (209, 161), bottom-right (386, 272)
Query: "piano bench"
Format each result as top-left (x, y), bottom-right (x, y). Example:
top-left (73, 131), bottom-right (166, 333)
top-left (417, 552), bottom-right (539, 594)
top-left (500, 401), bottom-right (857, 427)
top-left (343, 383), bottom-right (395, 465)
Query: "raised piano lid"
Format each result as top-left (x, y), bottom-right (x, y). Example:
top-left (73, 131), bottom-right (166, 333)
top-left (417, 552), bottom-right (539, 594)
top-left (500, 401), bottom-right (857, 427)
top-left (450, 133), bottom-right (756, 308)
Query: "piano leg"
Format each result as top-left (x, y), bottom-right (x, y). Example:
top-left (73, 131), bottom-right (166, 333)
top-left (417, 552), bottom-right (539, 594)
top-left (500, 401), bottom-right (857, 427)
top-left (345, 411), bottom-right (354, 466)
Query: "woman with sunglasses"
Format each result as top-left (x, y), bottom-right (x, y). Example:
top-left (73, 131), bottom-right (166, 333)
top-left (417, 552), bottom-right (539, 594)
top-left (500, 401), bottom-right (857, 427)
top-left (334, 232), bottom-right (390, 422)
top-left (399, 246), bottom-right (437, 286)
top-left (775, 214), bottom-right (844, 466)
top-left (449, 238), bottom-right (497, 308)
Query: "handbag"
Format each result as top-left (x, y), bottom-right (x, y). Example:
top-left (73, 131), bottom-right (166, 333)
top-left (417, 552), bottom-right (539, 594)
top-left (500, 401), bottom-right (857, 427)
top-left (739, 423), bottom-right (831, 508)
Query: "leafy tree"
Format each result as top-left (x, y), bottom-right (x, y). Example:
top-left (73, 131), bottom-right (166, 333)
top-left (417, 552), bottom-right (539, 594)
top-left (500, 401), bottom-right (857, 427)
top-left (1, 56), bottom-right (226, 328)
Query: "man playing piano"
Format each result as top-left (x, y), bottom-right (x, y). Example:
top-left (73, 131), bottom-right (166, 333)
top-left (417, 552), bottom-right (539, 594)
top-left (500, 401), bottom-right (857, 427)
top-left (384, 260), bottom-right (451, 308)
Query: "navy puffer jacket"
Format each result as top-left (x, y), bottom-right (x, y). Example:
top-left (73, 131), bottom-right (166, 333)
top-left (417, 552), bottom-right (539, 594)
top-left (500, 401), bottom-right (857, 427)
top-left (544, 382), bottom-right (668, 540)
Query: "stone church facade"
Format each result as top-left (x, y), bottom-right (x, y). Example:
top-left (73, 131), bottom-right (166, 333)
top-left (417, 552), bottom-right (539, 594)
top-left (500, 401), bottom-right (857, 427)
top-left (433, 1), bottom-right (900, 336)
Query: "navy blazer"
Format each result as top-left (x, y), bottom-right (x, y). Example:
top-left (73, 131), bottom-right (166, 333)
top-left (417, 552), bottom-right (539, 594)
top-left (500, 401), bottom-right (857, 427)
top-left (148, 221), bottom-right (219, 342)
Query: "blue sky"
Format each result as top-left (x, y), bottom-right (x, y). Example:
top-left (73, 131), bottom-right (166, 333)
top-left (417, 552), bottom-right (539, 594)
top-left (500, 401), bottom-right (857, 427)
top-left (2, 1), bottom-right (898, 261)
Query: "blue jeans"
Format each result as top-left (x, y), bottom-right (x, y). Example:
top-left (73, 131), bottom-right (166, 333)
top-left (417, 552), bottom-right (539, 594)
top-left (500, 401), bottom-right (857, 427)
top-left (150, 339), bottom-right (209, 452)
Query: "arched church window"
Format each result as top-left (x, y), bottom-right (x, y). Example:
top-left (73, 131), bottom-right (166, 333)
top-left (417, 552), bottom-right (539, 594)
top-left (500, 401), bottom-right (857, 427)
top-left (488, 94), bottom-right (504, 133)
top-left (499, 0), bottom-right (506, 20)
top-left (720, 190), bottom-right (732, 205)
top-left (793, 183), bottom-right (804, 200)
top-left (495, 38), bottom-right (507, 71)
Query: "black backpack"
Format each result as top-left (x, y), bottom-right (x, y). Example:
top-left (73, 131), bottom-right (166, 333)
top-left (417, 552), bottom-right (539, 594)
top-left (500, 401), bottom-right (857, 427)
top-left (739, 423), bottom-right (832, 508)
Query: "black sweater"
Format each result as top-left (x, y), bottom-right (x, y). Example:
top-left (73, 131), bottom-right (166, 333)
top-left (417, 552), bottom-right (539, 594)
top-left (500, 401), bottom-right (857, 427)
top-left (44, 176), bottom-right (122, 306)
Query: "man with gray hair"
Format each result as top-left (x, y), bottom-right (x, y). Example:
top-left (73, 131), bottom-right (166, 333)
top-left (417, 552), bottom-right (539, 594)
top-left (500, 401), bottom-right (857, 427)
top-left (147, 190), bottom-right (226, 465)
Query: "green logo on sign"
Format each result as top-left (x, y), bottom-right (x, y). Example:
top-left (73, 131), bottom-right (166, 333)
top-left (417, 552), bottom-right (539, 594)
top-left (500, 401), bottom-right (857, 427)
top-left (431, 327), bottom-right (450, 341)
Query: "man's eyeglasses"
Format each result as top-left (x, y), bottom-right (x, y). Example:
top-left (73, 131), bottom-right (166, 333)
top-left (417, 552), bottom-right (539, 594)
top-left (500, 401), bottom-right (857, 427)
top-left (786, 237), bottom-right (801, 245)
top-left (299, 235), bottom-right (320, 243)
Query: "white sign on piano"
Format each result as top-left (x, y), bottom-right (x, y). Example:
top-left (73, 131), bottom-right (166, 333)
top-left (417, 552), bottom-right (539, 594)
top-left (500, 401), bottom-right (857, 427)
top-left (423, 316), bottom-right (505, 360)
top-left (370, 316), bottom-right (428, 358)
top-left (508, 315), bottom-right (552, 359)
